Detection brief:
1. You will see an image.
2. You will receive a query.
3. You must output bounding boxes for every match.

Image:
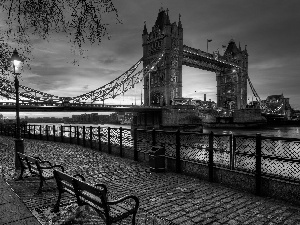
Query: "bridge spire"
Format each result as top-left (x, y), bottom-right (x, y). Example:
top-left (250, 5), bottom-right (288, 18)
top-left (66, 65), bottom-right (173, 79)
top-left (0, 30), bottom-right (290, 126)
top-left (143, 21), bottom-right (148, 35)
top-left (178, 13), bottom-right (182, 28)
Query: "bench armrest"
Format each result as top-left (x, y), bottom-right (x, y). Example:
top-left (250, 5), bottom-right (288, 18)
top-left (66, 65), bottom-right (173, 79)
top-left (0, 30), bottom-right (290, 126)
top-left (40, 165), bottom-right (64, 172)
top-left (33, 156), bottom-right (42, 161)
top-left (74, 174), bottom-right (85, 181)
top-left (107, 195), bottom-right (139, 210)
top-left (95, 184), bottom-right (108, 193)
top-left (39, 160), bottom-right (53, 167)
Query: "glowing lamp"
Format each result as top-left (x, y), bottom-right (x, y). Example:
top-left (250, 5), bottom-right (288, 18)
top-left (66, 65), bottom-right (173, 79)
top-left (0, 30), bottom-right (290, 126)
top-left (9, 49), bottom-right (24, 73)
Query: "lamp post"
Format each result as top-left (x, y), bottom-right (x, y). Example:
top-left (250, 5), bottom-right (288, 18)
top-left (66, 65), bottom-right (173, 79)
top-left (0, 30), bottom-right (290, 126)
top-left (9, 49), bottom-right (24, 170)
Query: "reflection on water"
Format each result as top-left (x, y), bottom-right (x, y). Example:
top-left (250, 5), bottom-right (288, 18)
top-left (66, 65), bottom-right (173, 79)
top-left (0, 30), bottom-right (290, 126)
top-left (203, 126), bottom-right (300, 139)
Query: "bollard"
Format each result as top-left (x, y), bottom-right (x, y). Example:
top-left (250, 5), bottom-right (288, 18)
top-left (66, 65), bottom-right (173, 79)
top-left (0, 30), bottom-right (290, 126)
top-left (149, 145), bottom-right (165, 172)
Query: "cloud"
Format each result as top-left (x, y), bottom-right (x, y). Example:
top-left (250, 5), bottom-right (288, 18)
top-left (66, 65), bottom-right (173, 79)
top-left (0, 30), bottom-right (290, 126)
top-left (1, 0), bottom-right (300, 109)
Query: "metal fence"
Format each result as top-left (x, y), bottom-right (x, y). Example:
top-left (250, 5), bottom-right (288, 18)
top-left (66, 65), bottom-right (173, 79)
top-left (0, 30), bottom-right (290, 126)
top-left (1, 123), bottom-right (300, 190)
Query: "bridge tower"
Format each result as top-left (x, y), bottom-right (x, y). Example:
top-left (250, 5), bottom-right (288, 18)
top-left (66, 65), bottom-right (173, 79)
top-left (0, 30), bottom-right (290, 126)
top-left (142, 7), bottom-right (183, 106)
top-left (216, 39), bottom-right (248, 109)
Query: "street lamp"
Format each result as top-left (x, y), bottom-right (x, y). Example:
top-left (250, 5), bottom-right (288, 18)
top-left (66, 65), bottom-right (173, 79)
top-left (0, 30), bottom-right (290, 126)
top-left (9, 49), bottom-right (24, 170)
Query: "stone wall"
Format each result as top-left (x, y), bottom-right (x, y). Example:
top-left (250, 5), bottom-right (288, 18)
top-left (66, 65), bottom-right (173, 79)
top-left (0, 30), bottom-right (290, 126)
top-left (233, 108), bottom-right (266, 123)
top-left (161, 106), bottom-right (201, 126)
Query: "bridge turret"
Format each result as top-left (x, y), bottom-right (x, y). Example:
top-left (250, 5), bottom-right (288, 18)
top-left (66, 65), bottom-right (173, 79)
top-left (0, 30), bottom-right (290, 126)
top-left (155, 7), bottom-right (171, 31)
top-left (178, 14), bottom-right (182, 29)
top-left (216, 39), bottom-right (249, 110)
top-left (143, 8), bottom-right (183, 107)
top-left (143, 21), bottom-right (148, 35)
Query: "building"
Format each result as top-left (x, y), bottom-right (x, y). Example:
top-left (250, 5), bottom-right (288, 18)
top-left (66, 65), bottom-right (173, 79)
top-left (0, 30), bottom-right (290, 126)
top-left (262, 94), bottom-right (292, 119)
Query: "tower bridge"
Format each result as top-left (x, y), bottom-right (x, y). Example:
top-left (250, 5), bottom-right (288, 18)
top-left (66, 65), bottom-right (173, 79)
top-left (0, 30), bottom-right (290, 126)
top-left (142, 7), bottom-right (249, 110)
top-left (0, 7), bottom-right (260, 118)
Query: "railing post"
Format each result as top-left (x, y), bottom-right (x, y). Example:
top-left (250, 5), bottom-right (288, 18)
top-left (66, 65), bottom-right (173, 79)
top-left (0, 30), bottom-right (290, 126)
top-left (33, 125), bottom-right (36, 139)
top-left (53, 125), bottom-right (56, 142)
top-left (46, 125), bottom-right (49, 141)
top-left (256, 133), bottom-right (262, 196)
top-left (134, 128), bottom-right (138, 161)
top-left (119, 127), bottom-right (123, 157)
top-left (39, 125), bottom-right (42, 140)
top-left (90, 126), bottom-right (93, 148)
top-left (209, 131), bottom-right (214, 182)
top-left (20, 124), bottom-right (23, 138)
top-left (108, 127), bottom-right (111, 154)
top-left (83, 126), bottom-right (86, 147)
top-left (77, 126), bottom-right (80, 145)
top-left (22, 124), bottom-right (24, 138)
top-left (98, 126), bottom-right (102, 151)
top-left (70, 125), bottom-right (72, 144)
top-left (176, 129), bottom-right (181, 173)
top-left (28, 125), bottom-right (31, 139)
top-left (14, 124), bottom-right (17, 137)
top-left (152, 128), bottom-right (156, 146)
top-left (60, 125), bottom-right (63, 142)
top-left (230, 134), bottom-right (234, 170)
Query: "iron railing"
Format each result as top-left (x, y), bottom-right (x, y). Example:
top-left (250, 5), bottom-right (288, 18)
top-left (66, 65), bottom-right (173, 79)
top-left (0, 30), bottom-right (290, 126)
top-left (1, 123), bottom-right (300, 195)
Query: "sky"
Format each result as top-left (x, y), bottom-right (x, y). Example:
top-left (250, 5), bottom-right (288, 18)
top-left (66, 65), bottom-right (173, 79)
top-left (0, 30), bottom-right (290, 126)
top-left (1, 0), bottom-right (300, 118)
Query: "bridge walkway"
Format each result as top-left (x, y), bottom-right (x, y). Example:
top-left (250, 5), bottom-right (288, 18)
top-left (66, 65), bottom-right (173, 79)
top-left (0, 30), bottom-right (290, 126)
top-left (1, 137), bottom-right (300, 224)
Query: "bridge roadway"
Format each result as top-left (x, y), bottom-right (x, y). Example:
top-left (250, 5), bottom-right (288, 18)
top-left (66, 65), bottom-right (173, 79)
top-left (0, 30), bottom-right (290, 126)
top-left (0, 104), bottom-right (162, 112)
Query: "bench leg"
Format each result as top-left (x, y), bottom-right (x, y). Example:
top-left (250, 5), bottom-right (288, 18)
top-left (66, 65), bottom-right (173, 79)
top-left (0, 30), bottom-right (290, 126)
top-left (16, 168), bottom-right (25, 180)
top-left (52, 192), bottom-right (62, 213)
top-left (132, 213), bottom-right (137, 225)
top-left (37, 179), bottom-right (44, 194)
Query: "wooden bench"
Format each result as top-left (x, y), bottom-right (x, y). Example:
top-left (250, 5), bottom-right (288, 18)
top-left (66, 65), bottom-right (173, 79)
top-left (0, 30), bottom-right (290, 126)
top-left (53, 170), bottom-right (139, 225)
top-left (17, 152), bottom-right (64, 193)
top-left (53, 170), bottom-right (86, 212)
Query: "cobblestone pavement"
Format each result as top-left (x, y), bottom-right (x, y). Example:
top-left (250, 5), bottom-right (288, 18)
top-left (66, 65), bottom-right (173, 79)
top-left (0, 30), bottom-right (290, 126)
top-left (0, 178), bottom-right (41, 224)
top-left (2, 137), bottom-right (300, 224)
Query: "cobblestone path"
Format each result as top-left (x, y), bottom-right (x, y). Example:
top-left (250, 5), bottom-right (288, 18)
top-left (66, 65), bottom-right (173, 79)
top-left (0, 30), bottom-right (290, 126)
top-left (2, 137), bottom-right (300, 224)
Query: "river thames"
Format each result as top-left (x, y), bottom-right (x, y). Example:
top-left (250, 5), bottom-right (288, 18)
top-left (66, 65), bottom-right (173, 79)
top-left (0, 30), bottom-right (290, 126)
top-left (29, 123), bottom-right (300, 139)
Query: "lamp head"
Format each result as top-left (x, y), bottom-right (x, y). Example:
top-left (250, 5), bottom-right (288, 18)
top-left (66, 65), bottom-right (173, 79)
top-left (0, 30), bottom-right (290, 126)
top-left (9, 49), bottom-right (24, 67)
